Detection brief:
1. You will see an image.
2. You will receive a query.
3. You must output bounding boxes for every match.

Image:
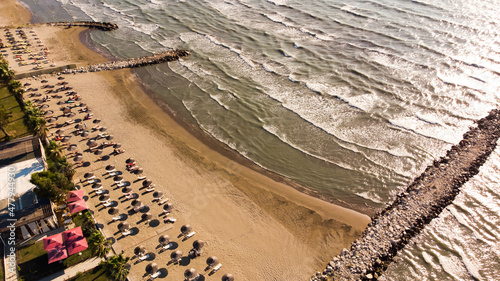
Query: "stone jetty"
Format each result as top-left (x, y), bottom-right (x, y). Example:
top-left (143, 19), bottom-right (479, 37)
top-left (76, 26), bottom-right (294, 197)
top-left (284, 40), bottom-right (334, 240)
top-left (37, 21), bottom-right (119, 31)
top-left (60, 50), bottom-right (190, 74)
top-left (313, 109), bottom-right (500, 280)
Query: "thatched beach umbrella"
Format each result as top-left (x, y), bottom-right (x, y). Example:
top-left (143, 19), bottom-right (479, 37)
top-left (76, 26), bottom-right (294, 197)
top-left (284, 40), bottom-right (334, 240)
top-left (61, 136), bottom-right (71, 143)
top-left (68, 144), bottom-right (77, 151)
top-left (113, 143), bottom-right (122, 149)
top-left (75, 124), bottom-right (84, 130)
top-left (222, 274), bottom-right (234, 281)
top-left (193, 240), bottom-right (205, 250)
top-left (87, 139), bottom-right (97, 147)
top-left (73, 155), bottom-right (83, 163)
top-left (81, 131), bottom-right (89, 138)
top-left (105, 165), bottom-right (115, 171)
top-left (47, 117), bottom-right (56, 123)
top-left (158, 235), bottom-right (170, 245)
top-left (153, 191), bottom-right (163, 200)
top-left (184, 268), bottom-right (198, 280)
top-left (113, 175), bottom-right (123, 182)
top-left (122, 186), bottom-right (132, 194)
top-left (135, 168), bottom-right (143, 175)
top-left (181, 225), bottom-right (192, 234)
top-left (39, 104), bottom-right (49, 109)
top-left (106, 135), bottom-right (114, 141)
top-left (142, 179), bottom-right (152, 187)
top-left (83, 172), bottom-right (94, 179)
top-left (170, 250), bottom-right (182, 262)
top-left (141, 212), bottom-right (152, 222)
top-left (44, 110), bottom-right (54, 116)
top-left (126, 158), bottom-right (135, 164)
top-left (58, 76), bottom-right (64, 80)
top-left (92, 183), bottom-right (102, 190)
top-left (118, 222), bottom-right (130, 232)
top-left (163, 203), bottom-right (173, 213)
top-left (93, 119), bottom-right (101, 124)
top-left (206, 256), bottom-right (219, 267)
top-left (99, 194), bottom-right (110, 202)
top-left (131, 199), bottom-right (142, 208)
top-left (62, 106), bottom-right (71, 113)
top-left (99, 127), bottom-right (107, 132)
top-left (145, 263), bottom-right (159, 275)
top-left (108, 207), bottom-right (119, 215)
top-left (67, 112), bottom-right (76, 118)
top-left (134, 246), bottom-right (146, 256)
top-left (94, 149), bottom-right (103, 156)
top-left (55, 129), bottom-right (64, 135)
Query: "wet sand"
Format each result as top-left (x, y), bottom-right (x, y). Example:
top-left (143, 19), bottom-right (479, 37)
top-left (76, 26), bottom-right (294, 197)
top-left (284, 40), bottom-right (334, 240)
top-left (4, 1), bottom-right (371, 280)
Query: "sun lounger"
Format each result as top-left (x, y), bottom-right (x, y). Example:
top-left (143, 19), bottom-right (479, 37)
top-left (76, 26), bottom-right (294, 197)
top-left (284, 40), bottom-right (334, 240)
top-left (164, 217), bottom-right (176, 223)
top-left (39, 219), bottom-right (51, 233)
top-left (185, 231), bottom-right (196, 239)
top-left (112, 215), bottom-right (123, 221)
top-left (211, 263), bottom-right (222, 273)
top-left (122, 230), bottom-right (131, 236)
top-left (103, 201), bottom-right (113, 207)
top-left (158, 198), bottom-right (169, 205)
top-left (138, 254), bottom-right (150, 261)
top-left (145, 186), bottom-right (155, 192)
top-left (149, 271), bottom-right (161, 280)
top-left (65, 119), bottom-right (75, 125)
top-left (95, 189), bottom-right (104, 195)
top-left (57, 204), bottom-right (67, 210)
top-left (62, 212), bottom-right (71, 218)
top-left (63, 218), bottom-right (72, 225)
top-left (20, 225), bottom-right (31, 240)
top-left (162, 243), bottom-right (173, 250)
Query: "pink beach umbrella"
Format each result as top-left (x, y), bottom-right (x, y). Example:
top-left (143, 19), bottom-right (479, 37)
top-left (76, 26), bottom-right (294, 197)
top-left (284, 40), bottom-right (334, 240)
top-left (67, 189), bottom-right (85, 203)
top-left (62, 226), bottom-right (84, 243)
top-left (68, 199), bottom-right (88, 214)
top-left (67, 237), bottom-right (88, 256)
top-left (43, 234), bottom-right (63, 251)
top-left (47, 246), bottom-right (68, 264)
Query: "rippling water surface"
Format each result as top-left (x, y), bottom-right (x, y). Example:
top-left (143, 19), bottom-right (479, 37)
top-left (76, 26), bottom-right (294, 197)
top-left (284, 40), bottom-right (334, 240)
top-left (20, 0), bottom-right (500, 279)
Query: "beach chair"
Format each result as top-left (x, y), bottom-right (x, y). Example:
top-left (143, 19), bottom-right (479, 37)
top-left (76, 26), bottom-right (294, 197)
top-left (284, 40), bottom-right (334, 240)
top-left (95, 189), bottom-right (104, 195)
top-left (112, 215), bottom-right (124, 221)
top-left (63, 218), bottom-right (73, 225)
top-left (122, 230), bottom-right (131, 236)
top-left (211, 263), bottom-right (222, 273)
top-left (20, 225), bottom-right (31, 240)
top-left (184, 231), bottom-right (196, 239)
top-left (158, 198), bottom-right (169, 205)
top-left (138, 253), bottom-right (150, 261)
top-left (103, 201), bottom-right (113, 207)
top-left (145, 186), bottom-right (155, 192)
top-left (149, 271), bottom-right (161, 280)
top-left (40, 220), bottom-right (51, 233)
top-left (57, 204), bottom-right (67, 210)
top-left (162, 243), bottom-right (173, 250)
top-left (164, 217), bottom-right (176, 223)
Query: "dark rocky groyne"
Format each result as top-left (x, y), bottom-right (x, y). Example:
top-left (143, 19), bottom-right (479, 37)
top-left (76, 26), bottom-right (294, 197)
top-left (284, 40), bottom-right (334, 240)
top-left (62, 50), bottom-right (190, 74)
top-left (313, 109), bottom-right (500, 280)
top-left (42, 21), bottom-right (119, 31)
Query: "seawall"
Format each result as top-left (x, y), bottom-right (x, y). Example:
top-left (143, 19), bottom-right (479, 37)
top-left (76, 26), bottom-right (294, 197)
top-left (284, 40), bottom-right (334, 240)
top-left (313, 109), bottom-right (500, 280)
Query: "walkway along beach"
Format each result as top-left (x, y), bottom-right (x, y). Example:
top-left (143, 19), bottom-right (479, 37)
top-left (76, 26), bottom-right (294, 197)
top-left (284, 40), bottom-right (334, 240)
top-left (316, 109), bottom-right (500, 280)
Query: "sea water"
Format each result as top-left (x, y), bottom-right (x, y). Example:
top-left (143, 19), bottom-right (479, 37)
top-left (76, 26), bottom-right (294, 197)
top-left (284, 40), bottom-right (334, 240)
top-left (19, 0), bottom-right (500, 279)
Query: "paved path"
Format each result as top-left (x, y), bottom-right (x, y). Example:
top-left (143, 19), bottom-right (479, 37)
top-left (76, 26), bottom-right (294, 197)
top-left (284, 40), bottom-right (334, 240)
top-left (38, 257), bottom-right (103, 281)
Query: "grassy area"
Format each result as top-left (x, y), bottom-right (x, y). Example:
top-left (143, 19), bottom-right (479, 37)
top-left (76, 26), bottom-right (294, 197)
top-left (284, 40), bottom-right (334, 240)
top-left (68, 264), bottom-right (109, 281)
top-left (0, 85), bottom-right (30, 141)
top-left (17, 240), bottom-right (93, 281)
top-left (0, 256), bottom-right (4, 280)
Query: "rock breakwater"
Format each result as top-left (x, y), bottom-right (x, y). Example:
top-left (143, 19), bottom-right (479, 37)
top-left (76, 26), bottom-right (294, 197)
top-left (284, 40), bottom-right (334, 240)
top-left (313, 109), bottom-right (500, 280)
top-left (63, 50), bottom-right (190, 74)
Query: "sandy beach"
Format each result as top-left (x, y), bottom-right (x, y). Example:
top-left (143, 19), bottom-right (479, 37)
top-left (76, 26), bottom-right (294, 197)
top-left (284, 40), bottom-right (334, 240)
top-left (3, 1), bottom-right (371, 280)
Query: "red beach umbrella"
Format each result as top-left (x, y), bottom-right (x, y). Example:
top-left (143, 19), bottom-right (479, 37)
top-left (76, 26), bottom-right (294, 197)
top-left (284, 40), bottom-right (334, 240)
top-left (62, 226), bottom-right (84, 244)
top-left (43, 234), bottom-right (63, 251)
top-left (68, 199), bottom-right (88, 214)
top-left (47, 246), bottom-right (68, 264)
top-left (66, 237), bottom-right (88, 256)
top-left (67, 189), bottom-right (85, 203)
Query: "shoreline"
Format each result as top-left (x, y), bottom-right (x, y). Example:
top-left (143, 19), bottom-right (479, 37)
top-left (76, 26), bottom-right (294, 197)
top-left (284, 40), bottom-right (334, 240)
top-left (79, 29), bottom-right (376, 217)
top-left (4, 0), bottom-right (372, 279)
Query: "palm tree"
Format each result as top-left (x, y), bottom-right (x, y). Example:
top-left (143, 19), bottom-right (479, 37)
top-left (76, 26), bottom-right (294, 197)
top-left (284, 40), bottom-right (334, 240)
top-left (88, 230), bottom-right (111, 258)
top-left (0, 64), bottom-right (14, 82)
top-left (7, 80), bottom-right (22, 93)
top-left (104, 254), bottom-right (130, 281)
top-left (0, 105), bottom-right (12, 139)
top-left (47, 140), bottom-right (63, 159)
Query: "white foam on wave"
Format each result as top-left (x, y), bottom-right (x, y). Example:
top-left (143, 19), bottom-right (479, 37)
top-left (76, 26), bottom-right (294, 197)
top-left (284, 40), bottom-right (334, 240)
top-left (354, 191), bottom-right (383, 204)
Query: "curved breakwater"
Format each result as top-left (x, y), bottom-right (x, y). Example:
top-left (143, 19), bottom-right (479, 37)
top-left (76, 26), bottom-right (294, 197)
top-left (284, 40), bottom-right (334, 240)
top-left (314, 109), bottom-right (500, 280)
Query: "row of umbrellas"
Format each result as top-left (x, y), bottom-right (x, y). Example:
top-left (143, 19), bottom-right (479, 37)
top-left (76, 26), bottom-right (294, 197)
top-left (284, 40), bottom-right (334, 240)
top-left (67, 190), bottom-right (88, 214)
